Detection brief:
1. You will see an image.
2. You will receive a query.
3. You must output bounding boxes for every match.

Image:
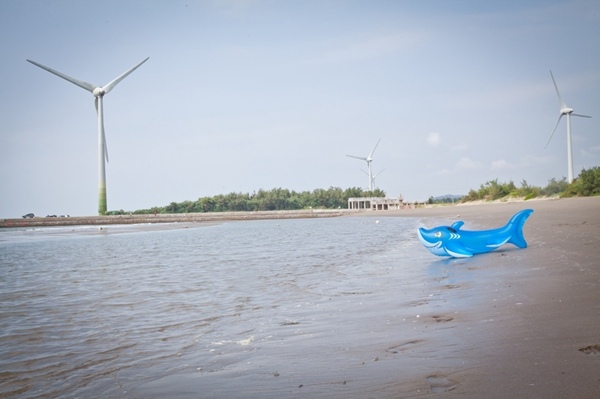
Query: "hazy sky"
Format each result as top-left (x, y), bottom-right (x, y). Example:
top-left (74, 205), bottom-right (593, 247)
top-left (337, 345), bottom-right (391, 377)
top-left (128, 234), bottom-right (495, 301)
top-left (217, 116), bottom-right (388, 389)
top-left (1, 0), bottom-right (599, 217)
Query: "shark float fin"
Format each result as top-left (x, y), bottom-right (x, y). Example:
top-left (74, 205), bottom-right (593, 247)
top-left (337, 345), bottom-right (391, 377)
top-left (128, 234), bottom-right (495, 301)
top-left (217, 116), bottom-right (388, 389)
top-left (444, 242), bottom-right (473, 258)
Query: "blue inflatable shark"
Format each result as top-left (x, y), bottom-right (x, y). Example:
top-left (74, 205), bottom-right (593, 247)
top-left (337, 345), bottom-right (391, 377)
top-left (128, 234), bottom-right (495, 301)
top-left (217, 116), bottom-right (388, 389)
top-left (418, 209), bottom-right (533, 258)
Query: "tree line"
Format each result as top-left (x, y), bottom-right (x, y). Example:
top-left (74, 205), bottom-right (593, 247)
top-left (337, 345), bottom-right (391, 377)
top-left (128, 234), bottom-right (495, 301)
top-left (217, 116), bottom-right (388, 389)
top-left (109, 166), bottom-right (600, 214)
top-left (457, 166), bottom-right (600, 203)
top-left (110, 187), bottom-right (386, 215)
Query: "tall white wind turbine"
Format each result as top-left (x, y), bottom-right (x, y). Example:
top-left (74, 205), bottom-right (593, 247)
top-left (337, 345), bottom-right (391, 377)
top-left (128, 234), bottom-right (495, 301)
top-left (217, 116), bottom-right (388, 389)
top-left (347, 138), bottom-right (381, 191)
top-left (546, 71), bottom-right (591, 184)
top-left (27, 57), bottom-right (149, 215)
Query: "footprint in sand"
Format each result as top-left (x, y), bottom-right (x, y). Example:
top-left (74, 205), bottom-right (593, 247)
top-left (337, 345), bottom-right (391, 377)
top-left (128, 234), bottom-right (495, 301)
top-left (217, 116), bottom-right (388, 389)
top-left (409, 300), bottom-right (429, 307)
top-left (431, 315), bottom-right (454, 323)
top-left (579, 345), bottom-right (600, 354)
top-left (386, 340), bottom-right (424, 354)
top-left (426, 374), bottom-right (459, 393)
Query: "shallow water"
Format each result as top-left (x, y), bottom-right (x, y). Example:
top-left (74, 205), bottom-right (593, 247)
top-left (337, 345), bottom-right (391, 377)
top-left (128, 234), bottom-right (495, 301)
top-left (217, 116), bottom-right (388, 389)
top-left (1, 216), bottom-right (471, 398)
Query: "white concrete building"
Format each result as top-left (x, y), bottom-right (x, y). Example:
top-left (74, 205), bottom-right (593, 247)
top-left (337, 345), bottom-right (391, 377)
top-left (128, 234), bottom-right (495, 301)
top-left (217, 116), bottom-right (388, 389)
top-left (347, 197), bottom-right (403, 211)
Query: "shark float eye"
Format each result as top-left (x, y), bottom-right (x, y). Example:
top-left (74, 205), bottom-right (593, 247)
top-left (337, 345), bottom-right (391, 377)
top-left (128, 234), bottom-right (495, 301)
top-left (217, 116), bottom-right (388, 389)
top-left (434, 231), bottom-right (442, 237)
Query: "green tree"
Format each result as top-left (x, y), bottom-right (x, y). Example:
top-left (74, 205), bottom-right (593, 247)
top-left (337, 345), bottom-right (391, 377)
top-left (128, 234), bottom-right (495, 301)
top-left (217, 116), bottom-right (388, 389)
top-left (542, 177), bottom-right (567, 196)
top-left (564, 167), bottom-right (600, 196)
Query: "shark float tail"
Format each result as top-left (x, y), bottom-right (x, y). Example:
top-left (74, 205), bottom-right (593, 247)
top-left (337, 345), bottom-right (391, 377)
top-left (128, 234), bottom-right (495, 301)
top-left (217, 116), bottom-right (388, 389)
top-left (506, 209), bottom-right (533, 248)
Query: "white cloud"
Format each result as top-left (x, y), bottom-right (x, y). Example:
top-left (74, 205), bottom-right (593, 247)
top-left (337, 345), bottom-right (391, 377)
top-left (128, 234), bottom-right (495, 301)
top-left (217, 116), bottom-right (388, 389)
top-left (456, 157), bottom-right (483, 170)
top-left (581, 146), bottom-right (600, 157)
top-left (450, 142), bottom-right (468, 151)
top-left (427, 132), bottom-right (441, 146)
top-left (519, 155), bottom-right (556, 167)
top-left (491, 159), bottom-right (512, 170)
top-left (307, 31), bottom-right (428, 65)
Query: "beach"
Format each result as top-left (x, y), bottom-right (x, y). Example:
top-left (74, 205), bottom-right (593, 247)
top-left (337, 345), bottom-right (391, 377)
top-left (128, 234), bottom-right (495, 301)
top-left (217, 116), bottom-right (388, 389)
top-left (382, 196), bottom-right (600, 397)
top-left (1, 197), bottom-right (599, 398)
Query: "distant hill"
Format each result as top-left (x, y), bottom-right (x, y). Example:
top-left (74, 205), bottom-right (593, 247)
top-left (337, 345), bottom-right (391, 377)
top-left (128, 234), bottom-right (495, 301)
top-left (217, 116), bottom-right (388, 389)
top-left (432, 194), bottom-right (464, 202)
top-left (432, 194), bottom-right (464, 201)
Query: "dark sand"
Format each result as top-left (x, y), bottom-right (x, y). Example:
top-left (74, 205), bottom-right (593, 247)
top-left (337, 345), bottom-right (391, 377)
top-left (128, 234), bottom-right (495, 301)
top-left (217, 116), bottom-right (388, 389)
top-left (377, 197), bottom-right (600, 398)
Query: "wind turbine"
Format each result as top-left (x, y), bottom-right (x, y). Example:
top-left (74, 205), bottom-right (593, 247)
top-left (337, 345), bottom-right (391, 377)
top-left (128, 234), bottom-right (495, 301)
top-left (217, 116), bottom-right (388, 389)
top-left (361, 168), bottom-right (384, 191)
top-left (27, 57), bottom-right (149, 215)
top-left (346, 138), bottom-right (381, 191)
top-left (546, 70), bottom-right (591, 183)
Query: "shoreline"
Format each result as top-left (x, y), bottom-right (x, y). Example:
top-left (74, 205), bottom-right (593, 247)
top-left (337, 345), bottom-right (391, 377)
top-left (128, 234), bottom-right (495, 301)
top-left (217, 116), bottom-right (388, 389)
top-left (0, 196), bottom-right (563, 229)
top-left (0, 208), bottom-right (354, 228)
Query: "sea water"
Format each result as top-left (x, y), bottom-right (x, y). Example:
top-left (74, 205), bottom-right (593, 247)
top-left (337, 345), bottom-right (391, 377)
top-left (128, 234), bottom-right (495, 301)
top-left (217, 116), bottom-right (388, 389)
top-left (0, 216), bottom-right (469, 398)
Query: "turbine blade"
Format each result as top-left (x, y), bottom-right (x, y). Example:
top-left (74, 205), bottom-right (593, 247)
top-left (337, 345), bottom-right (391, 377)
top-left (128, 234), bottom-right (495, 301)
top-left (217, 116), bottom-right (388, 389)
top-left (549, 70), bottom-right (567, 109)
top-left (572, 113), bottom-right (591, 118)
top-left (369, 138), bottom-right (382, 158)
top-left (545, 114), bottom-right (563, 149)
top-left (346, 155), bottom-right (367, 161)
top-left (374, 169), bottom-right (384, 178)
top-left (102, 57), bottom-right (149, 94)
top-left (27, 59), bottom-right (96, 93)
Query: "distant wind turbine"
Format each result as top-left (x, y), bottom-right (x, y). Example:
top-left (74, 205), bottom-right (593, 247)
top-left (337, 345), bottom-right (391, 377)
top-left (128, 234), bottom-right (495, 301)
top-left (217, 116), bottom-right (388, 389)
top-left (346, 138), bottom-right (381, 191)
top-left (361, 168), bottom-right (384, 190)
top-left (546, 70), bottom-right (591, 183)
top-left (27, 57), bottom-right (149, 215)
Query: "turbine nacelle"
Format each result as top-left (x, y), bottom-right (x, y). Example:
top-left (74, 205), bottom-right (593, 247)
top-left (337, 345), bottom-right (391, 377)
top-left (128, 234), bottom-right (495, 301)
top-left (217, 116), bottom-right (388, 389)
top-left (560, 106), bottom-right (573, 115)
top-left (93, 87), bottom-right (106, 97)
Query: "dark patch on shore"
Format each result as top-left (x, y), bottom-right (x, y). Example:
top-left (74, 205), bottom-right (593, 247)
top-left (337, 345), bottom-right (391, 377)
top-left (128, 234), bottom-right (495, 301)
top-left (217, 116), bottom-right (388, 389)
top-left (579, 345), bottom-right (600, 354)
top-left (0, 209), bottom-right (355, 228)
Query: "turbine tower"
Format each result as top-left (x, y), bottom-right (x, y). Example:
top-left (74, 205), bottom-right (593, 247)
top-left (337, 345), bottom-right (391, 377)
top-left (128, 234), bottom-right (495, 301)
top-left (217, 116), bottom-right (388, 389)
top-left (27, 57), bottom-right (149, 215)
top-left (347, 138), bottom-right (381, 191)
top-left (546, 71), bottom-right (591, 184)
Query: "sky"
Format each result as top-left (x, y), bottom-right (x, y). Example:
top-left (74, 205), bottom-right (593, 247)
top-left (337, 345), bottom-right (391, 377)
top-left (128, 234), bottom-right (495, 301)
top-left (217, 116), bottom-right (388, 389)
top-left (1, 0), bottom-right (599, 217)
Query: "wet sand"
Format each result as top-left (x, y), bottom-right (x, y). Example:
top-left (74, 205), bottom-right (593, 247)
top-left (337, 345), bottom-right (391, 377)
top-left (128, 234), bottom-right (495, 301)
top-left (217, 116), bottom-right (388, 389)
top-left (380, 196), bottom-right (600, 397)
